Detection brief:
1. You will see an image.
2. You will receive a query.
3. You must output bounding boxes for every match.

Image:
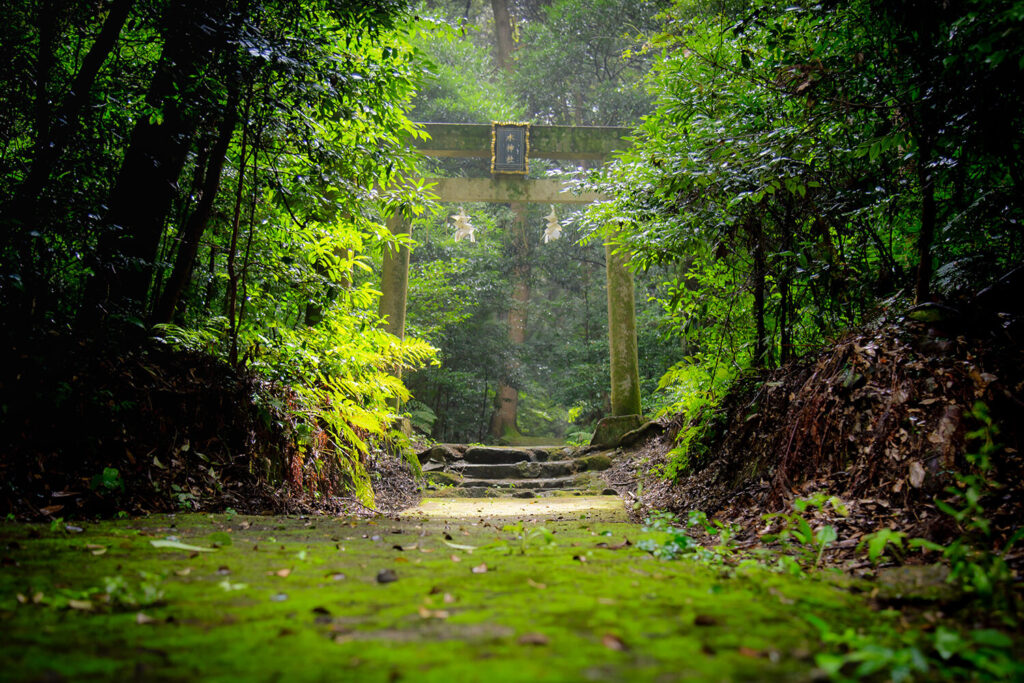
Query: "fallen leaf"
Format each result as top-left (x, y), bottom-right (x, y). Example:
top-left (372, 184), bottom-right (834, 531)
top-left (136, 612), bottom-right (157, 625)
top-left (394, 556), bottom-right (409, 563)
top-left (418, 605), bottom-right (450, 619)
top-left (151, 539), bottom-right (214, 553)
top-left (908, 460), bottom-right (926, 488)
top-left (602, 634), bottom-right (628, 651)
top-left (174, 567), bottom-right (192, 577)
top-left (68, 599), bottom-right (93, 611)
top-left (450, 554), bottom-right (461, 563)
top-left (218, 579), bottom-right (247, 591)
top-left (518, 633), bottom-right (550, 646)
top-left (443, 593), bottom-right (456, 604)
top-left (268, 568), bottom-right (291, 578)
top-left (738, 646), bottom-right (761, 658)
top-left (377, 569), bottom-right (398, 584)
top-left (40, 505), bottom-right (64, 516)
top-left (527, 578), bottom-right (546, 589)
top-left (471, 563), bottom-right (488, 574)
top-left (443, 540), bottom-right (476, 552)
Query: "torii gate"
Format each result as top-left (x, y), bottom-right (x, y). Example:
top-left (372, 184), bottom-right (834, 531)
top-left (379, 123), bottom-right (642, 435)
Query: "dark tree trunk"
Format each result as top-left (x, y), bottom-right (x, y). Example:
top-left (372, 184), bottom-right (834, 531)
top-left (750, 219), bottom-right (768, 369)
top-left (914, 134), bottom-right (937, 303)
top-left (151, 83), bottom-right (240, 324)
top-left (225, 85), bottom-right (253, 366)
top-left (779, 207), bottom-right (794, 364)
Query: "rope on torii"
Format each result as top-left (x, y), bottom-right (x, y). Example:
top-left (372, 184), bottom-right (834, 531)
top-left (542, 206), bottom-right (561, 243)
top-left (451, 206), bottom-right (476, 242)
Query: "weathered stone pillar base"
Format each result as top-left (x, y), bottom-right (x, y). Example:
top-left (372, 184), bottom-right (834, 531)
top-left (590, 414), bottom-right (643, 448)
top-left (605, 242), bottom-right (642, 417)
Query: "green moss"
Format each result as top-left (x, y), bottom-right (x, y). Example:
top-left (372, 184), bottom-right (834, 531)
top-left (424, 471), bottom-right (463, 487)
top-left (578, 453), bottom-right (613, 472)
top-left (0, 503), bottom-right (946, 681)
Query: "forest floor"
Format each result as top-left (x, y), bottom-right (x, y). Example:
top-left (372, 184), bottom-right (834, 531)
top-left (3, 496), bottom-right (1018, 682)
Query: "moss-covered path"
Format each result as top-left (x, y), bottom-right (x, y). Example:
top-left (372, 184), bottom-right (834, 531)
top-left (2, 497), bottom-right (894, 681)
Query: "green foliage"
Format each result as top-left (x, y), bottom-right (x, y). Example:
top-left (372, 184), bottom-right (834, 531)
top-left (509, 0), bottom-right (666, 125)
top-left (0, 0), bottom-right (442, 503)
top-left (638, 510), bottom-right (740, 562)
top-left (807, 615), bottom-right (1024, 682)
top-left (90, 467), bottom-right (125, 494)
top-left (918, 402), bottom-right (1021, 612)
top-left (762, 494), bottom-right (848, 569)
top-left (500, 520), bottom-right (556, 555)
top-left (584, 0), bottom-right (1024, 428)
top-left (857, 528), bottom-right (907, 566)
top-left (101, 572), bottom-right (166, 609)
top-left (638, 511), bottom-right (698, 560)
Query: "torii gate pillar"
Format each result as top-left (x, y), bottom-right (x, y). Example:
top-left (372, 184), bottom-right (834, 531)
top-left (605, 243), bottom-right (642, 417)
top-left (379, 212), bottom-right (410, 342)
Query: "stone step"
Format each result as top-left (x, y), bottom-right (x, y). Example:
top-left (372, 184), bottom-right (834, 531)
top-left (462, 446), bottom-right (540, 464)
top-left (450, 461), bottom-right (576, 480)
top-left (442, 486), bottom-right (583, 499)
top-left (455, 474), bottom-right (580, 490)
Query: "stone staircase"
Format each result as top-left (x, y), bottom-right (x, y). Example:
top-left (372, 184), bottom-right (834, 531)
top-left (418, 444), bottom-right (616, 498)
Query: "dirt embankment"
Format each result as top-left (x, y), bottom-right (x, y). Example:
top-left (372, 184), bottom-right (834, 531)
top-left (0, 335), bottom-right (418, 519)
top-left (608, 299), bottom-right (1024, 555)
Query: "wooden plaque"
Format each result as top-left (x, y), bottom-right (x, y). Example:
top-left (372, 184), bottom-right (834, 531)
top-left (491, 122), bottom-right (530, 175)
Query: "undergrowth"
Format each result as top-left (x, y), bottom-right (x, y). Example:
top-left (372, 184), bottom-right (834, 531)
top-left (635, 401), bottom-right (1023, 681)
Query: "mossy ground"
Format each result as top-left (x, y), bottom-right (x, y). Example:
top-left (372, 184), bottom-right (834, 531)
top-left (0, 498), bottom-right (906, 681)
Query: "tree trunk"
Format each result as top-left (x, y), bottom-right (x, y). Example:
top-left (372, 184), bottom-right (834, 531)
top-left (225, 85), bottom-right (253, 367)
top-left (750, 219), bottom-right (768, 369)
top-left (914, 134), bottom-right (937, 303)
top-left (151, 84), bottom-right (240, 324)
top-left (491, 0), bottom-right (514, 70)
top-left (779, 209), bottom-right (794, 364)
